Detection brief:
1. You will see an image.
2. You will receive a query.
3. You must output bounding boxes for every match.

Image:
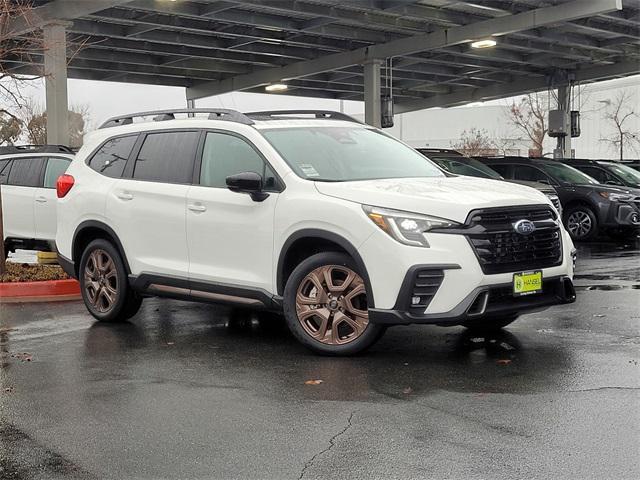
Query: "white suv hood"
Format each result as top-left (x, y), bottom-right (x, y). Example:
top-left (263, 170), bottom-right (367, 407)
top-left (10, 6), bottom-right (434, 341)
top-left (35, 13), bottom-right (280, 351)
top-left (315, 176), bottom-right (550, 224)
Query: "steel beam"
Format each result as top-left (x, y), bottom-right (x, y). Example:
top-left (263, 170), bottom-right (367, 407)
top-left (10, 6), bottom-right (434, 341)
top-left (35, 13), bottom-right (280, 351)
top-left (5, 0), bottom-right (132, 37)
top-left (393, 60), bottom-right (640, 113)
top-left (187, 0), bottom-right (622, 100)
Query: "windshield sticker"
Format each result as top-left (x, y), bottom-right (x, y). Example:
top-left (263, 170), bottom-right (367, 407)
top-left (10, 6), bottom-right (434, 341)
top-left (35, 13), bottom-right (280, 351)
top-left (299, 164), bottom-right (320, 177)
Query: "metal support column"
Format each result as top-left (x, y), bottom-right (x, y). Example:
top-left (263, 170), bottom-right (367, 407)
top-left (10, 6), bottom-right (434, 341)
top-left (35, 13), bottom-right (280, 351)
top-left (363, 59), bottom-right (382, 128)
top-left (43, 22), bottom-right (69, 146)
top-left (556, 84), bottom-right (572, 158)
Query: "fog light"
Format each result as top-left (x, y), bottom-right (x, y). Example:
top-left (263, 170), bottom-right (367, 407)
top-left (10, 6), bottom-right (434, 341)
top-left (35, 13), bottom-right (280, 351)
top-left (411, 296), bottom-right (422, 305)
top-left (631, 213), bottom-right (640, 224)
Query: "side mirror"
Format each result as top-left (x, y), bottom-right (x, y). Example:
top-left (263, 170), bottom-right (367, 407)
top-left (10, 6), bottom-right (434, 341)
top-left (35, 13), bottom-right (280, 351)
top-left (226, 172), bottom-right (269, 202)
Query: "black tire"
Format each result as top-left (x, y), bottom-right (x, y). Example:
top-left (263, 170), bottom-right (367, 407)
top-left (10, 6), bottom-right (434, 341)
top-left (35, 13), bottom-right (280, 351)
top-left (283, 251), bottom-right (385, 356)
top-left (462, 314), bottom-right (519, 332)
top-left (79, 239), bottom-right (142, 322)
top-left (564, 205), bottom-right (598, 241)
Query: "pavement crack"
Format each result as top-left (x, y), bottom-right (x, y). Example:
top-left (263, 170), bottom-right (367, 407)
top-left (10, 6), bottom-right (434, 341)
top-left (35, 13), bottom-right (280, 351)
top-left (298, 411), bottom-right (355, 480)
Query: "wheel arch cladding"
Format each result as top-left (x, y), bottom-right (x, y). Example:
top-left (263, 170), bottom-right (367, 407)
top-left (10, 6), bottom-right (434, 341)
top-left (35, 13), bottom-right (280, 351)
top-left (277, 229), bottom-right (375, 308)
top-left (72, 221), bottom-right (132, 276)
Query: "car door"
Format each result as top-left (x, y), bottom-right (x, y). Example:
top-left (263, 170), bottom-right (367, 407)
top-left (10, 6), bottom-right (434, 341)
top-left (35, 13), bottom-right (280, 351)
top-left (106, 130), bottom-right (199, 278)
top-left (186, 130), bottom-right (282, 293)
top-left (34, 156), bottom-right (72, 242)
top-left (1, 157), bottom-right (44, 241)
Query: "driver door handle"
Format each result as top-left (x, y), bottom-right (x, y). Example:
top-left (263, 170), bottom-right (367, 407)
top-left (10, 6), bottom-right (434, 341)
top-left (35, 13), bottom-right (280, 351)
top-left (188, 203), bottom-right (207, 213)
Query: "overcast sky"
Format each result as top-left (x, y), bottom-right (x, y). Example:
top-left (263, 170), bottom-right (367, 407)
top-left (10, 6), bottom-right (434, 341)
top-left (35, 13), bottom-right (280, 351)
top-left (20, 74), bottom-right (640, 131)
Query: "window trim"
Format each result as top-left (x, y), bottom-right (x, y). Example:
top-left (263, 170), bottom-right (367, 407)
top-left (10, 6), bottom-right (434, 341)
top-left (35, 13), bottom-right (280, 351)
top-left (42, 156), bottom-right (73, 189)
top-left (123, 128), bottom-right (201, 186)
top-left (194, 128), bottom-right (285, 193)
top-left (85, 133), bottom-right (140, 179)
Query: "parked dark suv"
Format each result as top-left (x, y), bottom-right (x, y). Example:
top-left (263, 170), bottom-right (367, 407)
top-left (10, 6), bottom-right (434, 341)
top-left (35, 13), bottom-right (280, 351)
top-left (418, 149), bottom-right (563, 214)
top-left (555, 158), bottom-right (640, 189)
top-left (478, 156), bottom-right (640, 241)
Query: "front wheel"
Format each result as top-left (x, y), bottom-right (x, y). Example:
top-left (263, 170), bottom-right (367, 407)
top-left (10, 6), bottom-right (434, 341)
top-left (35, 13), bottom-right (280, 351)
top-left (283, 252), bottom-right (385, 356)
top-left (79, 239), bottom-right (142, 322)
top-left (564, 206), bottom-right (598, 241)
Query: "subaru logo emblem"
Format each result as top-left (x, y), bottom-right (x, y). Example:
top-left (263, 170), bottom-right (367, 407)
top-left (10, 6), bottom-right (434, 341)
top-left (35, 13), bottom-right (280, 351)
top-left (514, 219), bottom-right (536, 235)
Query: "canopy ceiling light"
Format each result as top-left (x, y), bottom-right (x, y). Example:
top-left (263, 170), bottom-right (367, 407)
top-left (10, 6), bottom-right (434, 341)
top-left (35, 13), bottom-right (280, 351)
top-left (471, 38), bottom-right (497, 49)
top-left (265, 83), bottom-right (288, 92)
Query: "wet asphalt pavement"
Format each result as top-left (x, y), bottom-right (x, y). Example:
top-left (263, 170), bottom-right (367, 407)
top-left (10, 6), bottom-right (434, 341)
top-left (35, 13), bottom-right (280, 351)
top-left (1, 241), bottom-right (639, 480)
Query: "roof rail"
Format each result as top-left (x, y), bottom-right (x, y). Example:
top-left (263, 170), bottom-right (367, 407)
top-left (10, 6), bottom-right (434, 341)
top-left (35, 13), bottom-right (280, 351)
top-left (246, 110), bottom-right (362, 124)
top-left (417, 148), bottom-right (463, 155)
top-left (99, 108), bottom-right (255, 129)
top-left (0, 144), bottom-right (74, 155)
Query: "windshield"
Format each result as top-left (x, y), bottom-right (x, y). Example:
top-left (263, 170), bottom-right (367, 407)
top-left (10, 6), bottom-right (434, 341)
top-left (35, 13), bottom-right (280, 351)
top-left (261, 126), bottom-right (445, 182)
top-left (605, 163), bottom-right (640, 186)
top-left (542, 162), bottom-right (599, 185)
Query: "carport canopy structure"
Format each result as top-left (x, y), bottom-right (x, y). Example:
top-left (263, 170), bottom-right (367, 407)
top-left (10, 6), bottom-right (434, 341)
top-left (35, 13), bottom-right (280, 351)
top-left (3, 0), bottom-right (640, 143)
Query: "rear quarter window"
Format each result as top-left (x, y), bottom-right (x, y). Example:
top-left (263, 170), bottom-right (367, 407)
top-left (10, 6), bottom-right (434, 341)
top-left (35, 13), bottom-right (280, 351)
top-left (43, 157), bottom-right (72, 188)
top-left (88, 135), bottom-right (138, 178)
top-left (6, 157), bottom-right (45, 187)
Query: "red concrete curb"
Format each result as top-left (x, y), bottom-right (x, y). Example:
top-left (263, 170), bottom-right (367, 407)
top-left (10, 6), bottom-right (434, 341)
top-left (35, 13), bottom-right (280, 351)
top-left (0, 279), bottom-right (81, 302)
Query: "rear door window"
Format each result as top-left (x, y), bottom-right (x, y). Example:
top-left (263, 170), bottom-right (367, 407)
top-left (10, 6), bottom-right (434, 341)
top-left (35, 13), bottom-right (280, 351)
top-left (88, 135), bottom-right (138, 178)
top-left (133, 131), bottom-right (199, 184)
top-left (43, 157), bottom-right (72, 188)
top-left (6, 157), bottom-right (45, 187)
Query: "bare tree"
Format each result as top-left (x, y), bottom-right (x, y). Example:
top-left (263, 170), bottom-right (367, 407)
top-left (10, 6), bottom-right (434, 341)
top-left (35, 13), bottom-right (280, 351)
top-left (0, 112), bottom-right (21, 145)
top-left (506, 92), bottom-right (548, 157)
top-left (21, 102), bottom-right (90, 147)
top-left (451, 128), bottom-right (497, 156)
top-left (599, 89), bottom-right (640, 161)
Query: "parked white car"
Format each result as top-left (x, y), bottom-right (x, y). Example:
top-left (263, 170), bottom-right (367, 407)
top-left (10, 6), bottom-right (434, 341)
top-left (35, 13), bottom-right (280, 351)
top-left (1, 146), bottom-right (74, 254)
top-left (56, 109), bottom-right (577, 355)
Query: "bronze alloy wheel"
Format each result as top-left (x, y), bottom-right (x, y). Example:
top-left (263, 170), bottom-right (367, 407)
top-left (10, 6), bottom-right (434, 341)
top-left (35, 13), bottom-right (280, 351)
top-left (295, 265), bottom-right (369, 345)
top-left (83, 249), bottom-right (119, 313)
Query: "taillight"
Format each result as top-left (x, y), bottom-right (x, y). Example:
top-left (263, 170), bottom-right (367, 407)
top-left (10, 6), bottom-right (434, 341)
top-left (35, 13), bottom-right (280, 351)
top-left (56, 174), bottom-right (75, 198)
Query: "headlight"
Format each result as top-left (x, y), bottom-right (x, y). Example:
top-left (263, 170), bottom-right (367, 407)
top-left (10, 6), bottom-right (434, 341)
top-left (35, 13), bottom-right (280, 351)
top-left (598, 191), bottom-right (634, 202)
top-left (362, 205), bottom-right (460, 247)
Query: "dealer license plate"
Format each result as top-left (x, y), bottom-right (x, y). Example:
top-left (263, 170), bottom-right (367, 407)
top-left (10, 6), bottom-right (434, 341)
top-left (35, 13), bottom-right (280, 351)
top-left (513, 271), bottom-right (543, 296)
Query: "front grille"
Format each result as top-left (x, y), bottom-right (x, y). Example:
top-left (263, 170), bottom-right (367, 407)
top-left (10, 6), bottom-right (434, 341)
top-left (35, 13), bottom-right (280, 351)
top-left (406, 268), bottom-right (444, 312)
top-left (466, 206), bottom-right (563, 275)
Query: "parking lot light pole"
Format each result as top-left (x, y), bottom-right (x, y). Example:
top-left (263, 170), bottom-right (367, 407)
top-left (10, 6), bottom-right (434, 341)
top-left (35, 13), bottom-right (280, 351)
top-left (43, 21), bottom-right (70, 146)
top-left (364, 59), bottom-right (383, 128)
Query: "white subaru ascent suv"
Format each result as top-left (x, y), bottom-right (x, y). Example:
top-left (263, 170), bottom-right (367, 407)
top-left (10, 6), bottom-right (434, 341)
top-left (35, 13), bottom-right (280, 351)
top-left (56, 109), bottom-right (576, 355)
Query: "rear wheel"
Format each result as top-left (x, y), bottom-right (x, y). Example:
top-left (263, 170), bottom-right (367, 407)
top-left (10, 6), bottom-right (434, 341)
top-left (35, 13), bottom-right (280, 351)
top-left (79, 239), bottom-right (142, 322)
top-left (462, 314), bottom-right (519, 332)
top-left (283, 252), bottom-right (384, 356)
top-left (564, 206), bottom-right (598, 241)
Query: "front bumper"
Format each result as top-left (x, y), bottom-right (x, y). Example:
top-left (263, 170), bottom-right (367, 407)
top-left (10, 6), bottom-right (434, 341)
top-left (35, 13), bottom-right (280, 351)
top-left (602, 201), bottom-right (640, 227)
top-left (369, 276), bottom-right (576, 326)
